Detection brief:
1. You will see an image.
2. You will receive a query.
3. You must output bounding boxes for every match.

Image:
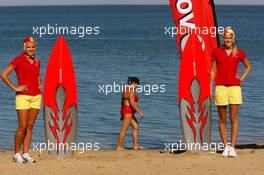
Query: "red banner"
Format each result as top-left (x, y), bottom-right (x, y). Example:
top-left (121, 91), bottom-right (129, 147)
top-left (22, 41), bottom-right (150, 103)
top-left (169, 0), bottom-right (219, 69)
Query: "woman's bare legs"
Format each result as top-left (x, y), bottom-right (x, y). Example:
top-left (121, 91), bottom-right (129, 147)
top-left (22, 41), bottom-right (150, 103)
top-left (23, 108), bottom-right (39, 153)
top-left (130, 117), bottom-right (143, 150)
top-left (217, 106), bottom-right (228, 146)
top-left (117, 115), bottom-right (133, 150)
top-left (15, 108), bottom-right (39, 154)
top-left (229, 104), bottom-right (239, 147)
top-left (15, 110), bottom-right (29, 153)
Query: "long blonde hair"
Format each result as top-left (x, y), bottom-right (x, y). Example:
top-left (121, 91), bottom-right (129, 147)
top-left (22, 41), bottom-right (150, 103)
top-left (222, 27), bottom-right (237, 55)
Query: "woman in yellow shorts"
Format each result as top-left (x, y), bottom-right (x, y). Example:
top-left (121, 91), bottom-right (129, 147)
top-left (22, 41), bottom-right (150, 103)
top-left (211, 28), bottom-right (252, 157)
top-left (1, 37), bottom-right (41, 163)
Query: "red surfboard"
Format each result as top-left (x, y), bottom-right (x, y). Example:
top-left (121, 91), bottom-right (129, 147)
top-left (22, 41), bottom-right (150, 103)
top-left (170, 0), bottom-right (218, 150)
top-left (178, 34), bottom-right (211, 149)
top-left (44, 35), bottom-right (78, 156)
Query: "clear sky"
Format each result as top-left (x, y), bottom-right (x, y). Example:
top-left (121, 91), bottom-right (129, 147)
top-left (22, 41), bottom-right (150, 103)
top-left (0, 0), bottom-right (264, 6)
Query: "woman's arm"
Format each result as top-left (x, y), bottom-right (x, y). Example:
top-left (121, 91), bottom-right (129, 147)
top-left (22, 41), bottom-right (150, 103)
top-left (210, 59), bottom-right (216, 96)
top-left (239, 58), bottom-right (252, 82)
top-left (1, 65), bottom-right (27, 92)
top-left (38, 75), bottom-right (42, 90)
top-left (129, 92), bottom-right (144, 118)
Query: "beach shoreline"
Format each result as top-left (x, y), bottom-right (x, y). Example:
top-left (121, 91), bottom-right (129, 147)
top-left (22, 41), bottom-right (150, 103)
top-left (0, 148), bottom-right (263, 175)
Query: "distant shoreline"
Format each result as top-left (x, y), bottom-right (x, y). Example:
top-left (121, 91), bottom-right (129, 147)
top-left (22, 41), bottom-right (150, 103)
top-left (0, 4), bottom-right (264, 7)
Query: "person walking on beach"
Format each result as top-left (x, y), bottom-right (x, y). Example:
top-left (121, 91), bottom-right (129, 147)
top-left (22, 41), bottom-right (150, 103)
top-left (210, 27), bottom-right (252, 157)
top-left (117, 77), bottom-right (144, 150)
top-left (1, 37), bottom-right (41, 163)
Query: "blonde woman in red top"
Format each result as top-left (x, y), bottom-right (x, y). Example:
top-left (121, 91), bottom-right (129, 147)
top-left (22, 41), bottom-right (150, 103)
top-left (1, 37), bottom-right (41, 163)
top-left (211, 28), bottom-right (252, 157)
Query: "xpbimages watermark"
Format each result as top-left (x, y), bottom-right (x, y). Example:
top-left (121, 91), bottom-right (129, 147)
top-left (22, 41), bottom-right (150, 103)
top-left (32, 24), bottom-right (100, 38)
top-left (98, 82), bottom-right (166, 95)
top-left (164, 26), bottom-right (227, 38)
top-left (164, 140), bottom-right (228, 152)
top-left (32, 141), bottom-right (100, 153)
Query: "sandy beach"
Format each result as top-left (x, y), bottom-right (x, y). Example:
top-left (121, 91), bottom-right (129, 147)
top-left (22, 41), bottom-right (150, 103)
top-left (0, 147), bottom-right (263, 175)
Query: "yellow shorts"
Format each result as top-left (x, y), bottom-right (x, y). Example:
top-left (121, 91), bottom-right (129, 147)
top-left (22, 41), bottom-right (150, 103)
top-left (16, 95), bottom-right (42, 110)
top-left (215, 86), bottom-right (242, 106)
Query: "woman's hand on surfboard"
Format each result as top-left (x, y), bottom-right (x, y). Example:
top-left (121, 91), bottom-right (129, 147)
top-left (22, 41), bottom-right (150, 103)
top-left (39, 84), bottom-right (42, 91)
top-left (14, 85), bottom-right (28, 92)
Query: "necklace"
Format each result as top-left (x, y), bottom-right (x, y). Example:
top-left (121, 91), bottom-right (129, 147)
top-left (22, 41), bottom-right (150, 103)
top-left (225, 49), bottom-right (232, 56)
